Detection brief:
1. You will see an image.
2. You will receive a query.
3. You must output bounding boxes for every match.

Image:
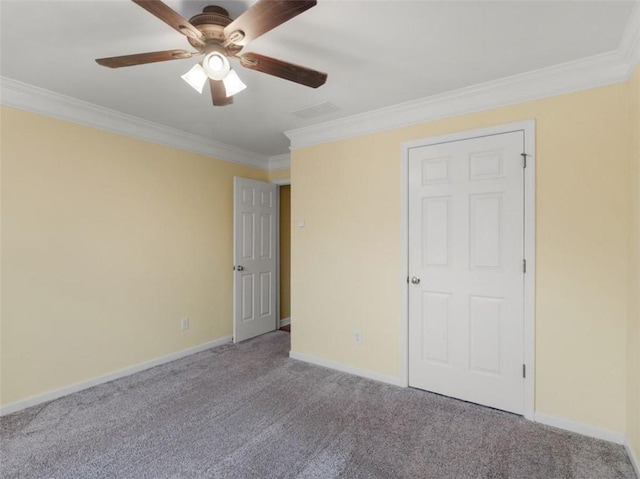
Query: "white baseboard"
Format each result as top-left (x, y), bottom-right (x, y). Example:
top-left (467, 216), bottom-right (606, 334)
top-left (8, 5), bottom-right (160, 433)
top-left (279, 317), bottom-right (291, 328)
top-left (626, 437), bottom-right (640, 478)
top-left (534, 413), bottom-right (625, 445)
top-left (0, 335), bottom-right (233, 416)
top-left (289, 351), bottom-right (405, 387)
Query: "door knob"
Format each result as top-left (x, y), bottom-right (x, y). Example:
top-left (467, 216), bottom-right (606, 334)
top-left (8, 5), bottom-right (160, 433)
top-left (411, 276), bottom-right (420, 284)
top-left (236, 265), bottom-right (244, 271)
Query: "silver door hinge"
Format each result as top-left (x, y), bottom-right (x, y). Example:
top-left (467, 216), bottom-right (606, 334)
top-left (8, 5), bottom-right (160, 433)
top-left (523, 364), bottom-right (526, 378)
top-left (521, 153), bottom-right (527, 168)
top-left (523, 259), bottom-right (527, 273)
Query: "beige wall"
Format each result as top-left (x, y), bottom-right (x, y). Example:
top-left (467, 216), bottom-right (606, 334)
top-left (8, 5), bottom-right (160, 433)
top-left (291, 82), bottom-right (631, 433)
top-left (279, 185), bottom-right (291, 320)
top-left (628, 64), bottom-right (640, 465)
top-left (267, 168), bottom-right (291, 183)
top-left (0, 106), bottom-right (267, 406)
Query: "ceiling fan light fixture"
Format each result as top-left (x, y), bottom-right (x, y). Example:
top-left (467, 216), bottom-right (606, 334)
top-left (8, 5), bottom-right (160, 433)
top-left (223, 70), bottom-right (247, 97)
top-left (181, 63), bottom-right (208, 93)
top-left (203, 51), bottom-right (230, 80)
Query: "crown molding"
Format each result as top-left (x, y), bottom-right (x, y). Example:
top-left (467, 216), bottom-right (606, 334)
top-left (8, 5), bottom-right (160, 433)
top-left (2, 3), bottom-right (638, 160)
top-left (267, 154), bottom-right (291, 171)
top-left (286, 5), bottom-right (640, 150)
top-left (620, 1), bottom-right (640, 76)
top-left (0, 77), bottom-right (269, 170)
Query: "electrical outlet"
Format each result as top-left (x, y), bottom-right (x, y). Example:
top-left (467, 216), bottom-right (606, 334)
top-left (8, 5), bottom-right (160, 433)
top-left (180, 317), bottom-right (189, 330)
top-left (354, 331), bottom-right (363, 345)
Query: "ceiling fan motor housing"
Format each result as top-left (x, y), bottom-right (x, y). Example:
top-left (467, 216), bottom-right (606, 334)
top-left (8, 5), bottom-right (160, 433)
top-left (188, 6), bottom-right (242, 55)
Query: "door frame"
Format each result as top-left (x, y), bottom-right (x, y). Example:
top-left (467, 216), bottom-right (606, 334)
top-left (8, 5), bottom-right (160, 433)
top-left (272, 178), bottom-right (291, 330)
top-left (400, 120), bottom-right (536, 420)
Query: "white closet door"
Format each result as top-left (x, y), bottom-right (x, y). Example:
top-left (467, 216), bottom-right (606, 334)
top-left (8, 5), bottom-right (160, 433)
top-left (408, 131), bottom-right (525, 414)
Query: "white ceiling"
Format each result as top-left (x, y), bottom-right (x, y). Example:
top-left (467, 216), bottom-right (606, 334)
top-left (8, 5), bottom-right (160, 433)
top-left (0, 0), bottom-right (636, 157)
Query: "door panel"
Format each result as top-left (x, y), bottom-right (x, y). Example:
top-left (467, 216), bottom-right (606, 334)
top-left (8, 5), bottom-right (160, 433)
top-left (469, 193), bottom-right (503, 269)
top-left (241, 274), bottom-right (254, 322)
top-left (420, 291), bottom-right (450, 363)
top-left (422, 196), bottom-right (452, 267)
top-left (234, 177), bottom-right (277, 342)
top-left (241, 212), bottom-right (255, 260)
top-left (408, 131), bottom-right (525, 414)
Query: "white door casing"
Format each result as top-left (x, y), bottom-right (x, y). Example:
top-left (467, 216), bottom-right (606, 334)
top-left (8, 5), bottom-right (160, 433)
top-left (233, 177), bottom-right (278, 343)
top-left (407, 130), bottom-right (526, 414)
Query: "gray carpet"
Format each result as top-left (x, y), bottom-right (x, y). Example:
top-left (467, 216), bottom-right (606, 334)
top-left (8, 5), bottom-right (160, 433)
top-left (1, 331), bottom-right (636, 479)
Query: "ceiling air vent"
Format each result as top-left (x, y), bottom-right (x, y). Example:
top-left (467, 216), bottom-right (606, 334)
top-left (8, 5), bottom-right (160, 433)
top-left (289, 101), bottom-right (339, 120)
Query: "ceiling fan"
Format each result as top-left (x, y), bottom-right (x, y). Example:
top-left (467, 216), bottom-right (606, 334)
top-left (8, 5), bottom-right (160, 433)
top-left (96, 0), bottom-right (327, 106)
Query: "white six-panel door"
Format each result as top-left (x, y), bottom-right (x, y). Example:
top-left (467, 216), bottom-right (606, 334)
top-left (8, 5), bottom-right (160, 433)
top-left (408, 131), bottom-right (525, 414)
top-left (233, 177), bottom-right (277, 343)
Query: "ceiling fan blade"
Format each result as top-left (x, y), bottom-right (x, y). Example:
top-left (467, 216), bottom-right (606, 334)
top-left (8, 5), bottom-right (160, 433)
top-left (132, 0), bottom-right (204, 45)
top-left (96, 50), bottom-right (195, 68)
top-left (210, 79), bottom-right (234, 107)
top-left (224, 0), bottom-right (316, 46)
top-left (240, 52), bottom-right (327, 88)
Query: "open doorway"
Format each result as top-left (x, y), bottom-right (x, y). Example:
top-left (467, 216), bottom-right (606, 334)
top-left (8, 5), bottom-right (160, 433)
top-left (279, 184), bottom-right (291, 332)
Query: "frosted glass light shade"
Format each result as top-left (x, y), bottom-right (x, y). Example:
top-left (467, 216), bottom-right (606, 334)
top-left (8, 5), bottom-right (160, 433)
top-left (203, 52), bottom-right (230, 80)
top-left (223, 70), bottom-right (247, 97)
top-left (181, 64), bottom-right (208, 93)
